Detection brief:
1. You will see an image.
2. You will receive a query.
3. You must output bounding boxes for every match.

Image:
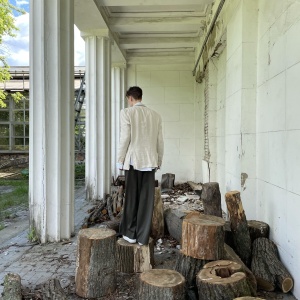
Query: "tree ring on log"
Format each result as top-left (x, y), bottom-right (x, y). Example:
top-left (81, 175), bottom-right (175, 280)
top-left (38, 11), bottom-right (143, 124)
top-left (197, 260), bottom-right (252, 300)
top-left (139, 269), bottom-right (185, 300)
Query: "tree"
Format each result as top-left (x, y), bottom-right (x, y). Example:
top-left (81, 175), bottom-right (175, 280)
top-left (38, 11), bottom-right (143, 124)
top-left (0, 0), bottom-right (25, 107)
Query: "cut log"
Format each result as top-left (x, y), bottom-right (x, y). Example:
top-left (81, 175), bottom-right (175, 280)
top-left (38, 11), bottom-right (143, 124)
top-left (224, 243), bottom-right (257, 295)
top-left (161, 173), bottom-right (175, 192)
top-left (75, 228), bottom-right (116, 298)
top-left (174, 250), bottom-right (210, 299)
top-left (225, 191), bottom-right (252, 266)
top-left (138, 269), bottom-right (185, 300)
top-left (116, 237), bottom-right (154, 273)
top-left (151, 187), bottom-right (164, 240)
top-left (41, 278), bottom-right (67, 300)
top-left (2, 273), bottom-right (22, 300)
top-left (181, 211), bottom-right (225, 260)
top-left (234, 297), bottom-right (265, 300)
top-left (224, 221), bottom-right (235, 249)
top-left (197, 260), bottom-right (252, 300)
top-left (201, 182), bottom-right (222, 217)
top-left (164, 208), bottom-right (189, 243)
top-left (251, 237), bottom-right (293, 293)
top-left (247, 220), bottom-right (269, 243)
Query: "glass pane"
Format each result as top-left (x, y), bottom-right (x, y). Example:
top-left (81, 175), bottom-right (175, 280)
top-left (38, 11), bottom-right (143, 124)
top-left (15, 138), bottom-right (24, 145)
top-left (0, 125), bottom-right (9, 136)
top-left (14, 99), bottom-right (24, 109)
top-left (14, 124), bottom-right (24, 136)
top-left (25, 111), bottom-right (29, 122)
top-left (0, 145), bottom-right (9, 150)
top-left (13, 145), bottom-right (25, 150)
top-left (13, 111), bottom-right (24, 122)
top-left (2, 100), bottom-right (9, 109)
top-left (25, 138), bottom-right (29, 145)
top-left (25, 99), bottom-right (29, 109)
top-left (25, 124), bottom-right (29, 136)
top-left (0, 111), bottom-right (9, 121)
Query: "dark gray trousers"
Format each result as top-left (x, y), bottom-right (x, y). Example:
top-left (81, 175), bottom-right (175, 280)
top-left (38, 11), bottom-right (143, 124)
top-left (119, 166), bottom-right (155, 245)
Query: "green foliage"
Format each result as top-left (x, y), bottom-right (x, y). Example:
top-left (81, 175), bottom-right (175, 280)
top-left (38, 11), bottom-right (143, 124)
top-left (27, 226), bottom-right (39, 243)
top-left (0, 0), bottom-right (25, 107)
top-left (75, 163), bottom-right (85, 179)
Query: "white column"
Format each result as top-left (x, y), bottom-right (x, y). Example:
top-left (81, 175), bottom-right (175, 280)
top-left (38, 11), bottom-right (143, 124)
top-left (29, 0), bottom-right (74, 243)
top-left (85, 34), bottom-right (112, 200)
top-left (111, 64), bottom-right (126, 179)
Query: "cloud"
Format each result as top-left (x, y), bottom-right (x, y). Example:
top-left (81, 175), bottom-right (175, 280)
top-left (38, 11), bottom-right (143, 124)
top-left (3, 13), bottom-right (85, 66)
top-left (16, 0), bottom-right (29, 6)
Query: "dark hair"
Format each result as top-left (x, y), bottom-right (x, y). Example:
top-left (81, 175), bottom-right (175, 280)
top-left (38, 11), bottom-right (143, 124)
top-left (126, 86), bottom-right (143, 100)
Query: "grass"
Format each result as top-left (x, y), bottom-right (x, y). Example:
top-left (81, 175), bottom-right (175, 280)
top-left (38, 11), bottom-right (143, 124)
top-left (0, 179), bottom-right (29, 223)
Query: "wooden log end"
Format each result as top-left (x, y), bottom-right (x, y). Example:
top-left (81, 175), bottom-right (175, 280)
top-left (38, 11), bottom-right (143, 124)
top-left (140, 269), bottom-right (185, 288)
top-left (281, 277), bottom-right (293, 293)
top-left (233, 297), bottom-right (265, 300)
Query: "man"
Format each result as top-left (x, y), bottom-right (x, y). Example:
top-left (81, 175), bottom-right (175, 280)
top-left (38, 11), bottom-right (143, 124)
top-left (117, 86), bottom-right (164, 245)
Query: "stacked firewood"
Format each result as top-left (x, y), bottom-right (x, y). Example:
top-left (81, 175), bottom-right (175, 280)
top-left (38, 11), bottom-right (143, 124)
top-left (164, 182), bottom-right (294, 299)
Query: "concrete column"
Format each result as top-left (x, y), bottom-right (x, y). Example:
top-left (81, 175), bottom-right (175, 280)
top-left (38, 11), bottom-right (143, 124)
top-left (29, 0), bottom-right (74, 243)
top-left (84, 34), bottom-right (112, 200)
top-left (111, 64), bottom-right (126, 180)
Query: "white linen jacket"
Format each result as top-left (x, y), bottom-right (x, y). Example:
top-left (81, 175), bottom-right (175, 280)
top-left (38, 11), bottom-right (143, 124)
top-left (117, 103), bottom-right (164, 170)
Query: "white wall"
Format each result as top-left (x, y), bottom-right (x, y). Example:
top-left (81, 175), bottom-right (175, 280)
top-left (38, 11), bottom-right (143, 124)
top-left (256, 1), bottom-right (300, 297)
top-left (200, 0), bottom-right (300, 297)
top-left (127, 64), bottom-right (197, 183)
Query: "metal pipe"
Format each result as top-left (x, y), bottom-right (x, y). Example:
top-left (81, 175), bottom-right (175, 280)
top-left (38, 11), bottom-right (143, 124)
top-left (192, 0), bottom-right (226, 76)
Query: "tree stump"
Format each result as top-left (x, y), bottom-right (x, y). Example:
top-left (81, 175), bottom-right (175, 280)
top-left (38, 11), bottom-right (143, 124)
top-left (164, 208), bottom-right (189, 243)
top-left (225, 191), bottom-right (252, 266)
top-left (223, 243), bottom-right (257, 295)
top-left (247, 220), bottom-right (269, 243)
top-left (138, 269), bottom-right (185, 300)
top-left (174, 250), bottom-right (210, 299)
top-left (201, 182), bottom-right (222, 217)
top-left (197, 260), bottom-right (252, 300)
top-left (116, 237), bottom-right (154, 273)
top-left (251, 237), bottom-right (293, 293)
top-left (75, 228), bottom-right (116, 298)
top-left (2, 273), bottom-right (22, 300)
top-left (234, 297), bottom-right (265, 300)
top-left (181, 211), bottom-right (225, 260)
top-left (161, 173), bottom-right (175, 192)
top-left (151, 187), bottom-right (164, 240)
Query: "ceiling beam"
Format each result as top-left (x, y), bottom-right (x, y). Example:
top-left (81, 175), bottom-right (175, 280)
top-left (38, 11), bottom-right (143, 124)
top-left (96, 0), bottom-right (213, 6)
top-left (109, 16), bottom-right (204, 33)
top-left (119, 37), bottom-right (198, 49)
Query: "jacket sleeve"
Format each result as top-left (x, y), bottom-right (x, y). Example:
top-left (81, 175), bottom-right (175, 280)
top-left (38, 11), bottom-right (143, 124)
top-left (157, 115), bottom-right (164, 167)
top-left (117, 109), bottom-right (131, 164)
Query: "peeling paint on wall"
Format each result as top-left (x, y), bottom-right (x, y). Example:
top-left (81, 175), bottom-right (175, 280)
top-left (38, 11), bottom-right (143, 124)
top-left (241, 173), bottom-right (248, 191)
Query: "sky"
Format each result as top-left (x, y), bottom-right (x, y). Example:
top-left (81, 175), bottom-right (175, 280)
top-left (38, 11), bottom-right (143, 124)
top-left (2, 0), bottom-right (85, 66)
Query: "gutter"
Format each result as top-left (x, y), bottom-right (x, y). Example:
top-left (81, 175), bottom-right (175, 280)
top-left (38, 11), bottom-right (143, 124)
top-left (192, 0), bottom-right (226, 76)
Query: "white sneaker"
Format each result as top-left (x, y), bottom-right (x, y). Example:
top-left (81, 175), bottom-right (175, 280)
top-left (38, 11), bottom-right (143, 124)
top-left (138, 242), bottom-right (143, 246)
top-left (123, 235), bottom-right (136, 243)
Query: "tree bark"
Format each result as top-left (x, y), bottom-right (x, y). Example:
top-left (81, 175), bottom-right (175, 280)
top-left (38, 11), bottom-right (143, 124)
top-left (201, 182), bottom-right (222, 217)
top-left (161, 173), bottom-right (175, 191)
top-left (247, 220), bottom-right (269, 243)
top-left (251, 237), bottom-right (293, 293)
top-left (2, 273), bottom-right (22, 300)
top-left (138, 269), bottom-right (185, 300)
top-left (233, 297), bottom-right (265, 300)
top-left (197, 260), bottom-right (252, 300)
top-left (223, 243), bottom-right (257, 296)
top-left (75, 228), bottom-right (116, 298)
top-left (164, 208), bottom-right (189, 243)
top-left (174, 250), bottom-right (210, 299)
top-left (225, 191), bottom-right (252, 266)
top-left (41, 278), bottom-right (67, 300)
top-left (116, 237), bottom-right (154, 273)
top-left (181, 211), bottom-right (225, 260)
top-left (151, 187), bottom-right (164, 241)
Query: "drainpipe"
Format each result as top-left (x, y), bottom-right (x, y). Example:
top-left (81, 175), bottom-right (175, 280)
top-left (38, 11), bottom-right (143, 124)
top-left (192, 0), bottom-right (226, 76)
